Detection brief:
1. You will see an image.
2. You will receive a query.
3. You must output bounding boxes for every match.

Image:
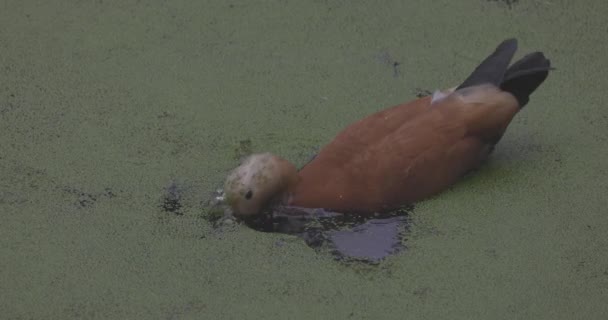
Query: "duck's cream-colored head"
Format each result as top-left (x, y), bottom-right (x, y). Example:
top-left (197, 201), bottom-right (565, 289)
top-left (224, 153), bottom-right (299, 216)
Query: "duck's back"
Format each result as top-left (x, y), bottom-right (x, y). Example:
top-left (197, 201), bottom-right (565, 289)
top-left (290, 87), bottom-right (518, 213)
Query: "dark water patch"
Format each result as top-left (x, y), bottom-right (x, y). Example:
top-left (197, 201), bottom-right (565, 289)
top-left (375, 51), bottom-right (402, 78)
top-left (242, 205), bottom-right (414, 264)
top-left (413, 88), bottom-right (432, 98)
top-left (154, 181), bottom-right (213, 240)
top-left (160, 181), bottom-right (183, 215)
top-left (62, 186), bottom-right (121, 208)
top-left (487, 0), bottom-right (519, 9)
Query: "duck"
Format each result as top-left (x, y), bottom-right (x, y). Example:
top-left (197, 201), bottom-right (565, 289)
top-left (223, 38), bottom-right (552, 217)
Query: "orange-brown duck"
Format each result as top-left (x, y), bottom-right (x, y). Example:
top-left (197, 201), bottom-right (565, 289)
top-left (224, 38), bottom-right (551, 217)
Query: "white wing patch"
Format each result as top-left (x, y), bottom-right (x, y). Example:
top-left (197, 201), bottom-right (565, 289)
top-left (430, 90), bottom-right (450, 105)
top-left (430, 87), bottom-right (458, 105)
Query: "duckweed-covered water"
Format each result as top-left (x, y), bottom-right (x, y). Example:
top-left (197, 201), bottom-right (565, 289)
top-left (2, 0), bottom-right (607, 318)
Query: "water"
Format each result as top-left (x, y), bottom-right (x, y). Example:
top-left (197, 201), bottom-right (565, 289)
top-left (1, 0), bottom-right (607, 318)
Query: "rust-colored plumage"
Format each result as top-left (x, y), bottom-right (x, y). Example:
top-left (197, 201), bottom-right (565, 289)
top-left (224, 38), bottom-right (551, 216)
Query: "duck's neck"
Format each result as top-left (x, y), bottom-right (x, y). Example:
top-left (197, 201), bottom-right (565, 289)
top-left (280, 179), bottom-right (298, 206)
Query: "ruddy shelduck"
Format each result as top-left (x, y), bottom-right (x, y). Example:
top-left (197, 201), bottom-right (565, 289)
top-left (223, 38), bottom-right (551, 217)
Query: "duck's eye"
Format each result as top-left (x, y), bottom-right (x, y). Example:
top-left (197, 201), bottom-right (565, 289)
top-left (245, 190), bottom-right (253, 200)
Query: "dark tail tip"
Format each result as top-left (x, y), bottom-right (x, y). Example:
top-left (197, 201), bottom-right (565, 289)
top-left (456, 38), bottom-right (552, 108)
top-left (500, 52), bottom-right (552, 108)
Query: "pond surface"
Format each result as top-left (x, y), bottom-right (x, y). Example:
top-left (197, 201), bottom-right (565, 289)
top-left (1, 0), bottom-right (607, 319)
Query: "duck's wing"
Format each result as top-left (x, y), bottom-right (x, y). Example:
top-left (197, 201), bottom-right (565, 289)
top-left (368, 39), bottom-right (552, 207)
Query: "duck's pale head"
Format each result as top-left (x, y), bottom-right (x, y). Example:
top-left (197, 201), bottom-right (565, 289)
top-left (223, 153), bottom-right (299, 216)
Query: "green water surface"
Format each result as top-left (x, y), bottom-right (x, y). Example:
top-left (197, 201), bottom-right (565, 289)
top-left (1, 0), bottom-right (607, 319)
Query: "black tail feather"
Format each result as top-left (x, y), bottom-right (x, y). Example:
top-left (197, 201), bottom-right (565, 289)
top-left (456, 38), bottom-right (552, 108)
top-left (500, 52), bottom-right (551, 107)
top-left (456, 38), bottom-right (518, 90)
